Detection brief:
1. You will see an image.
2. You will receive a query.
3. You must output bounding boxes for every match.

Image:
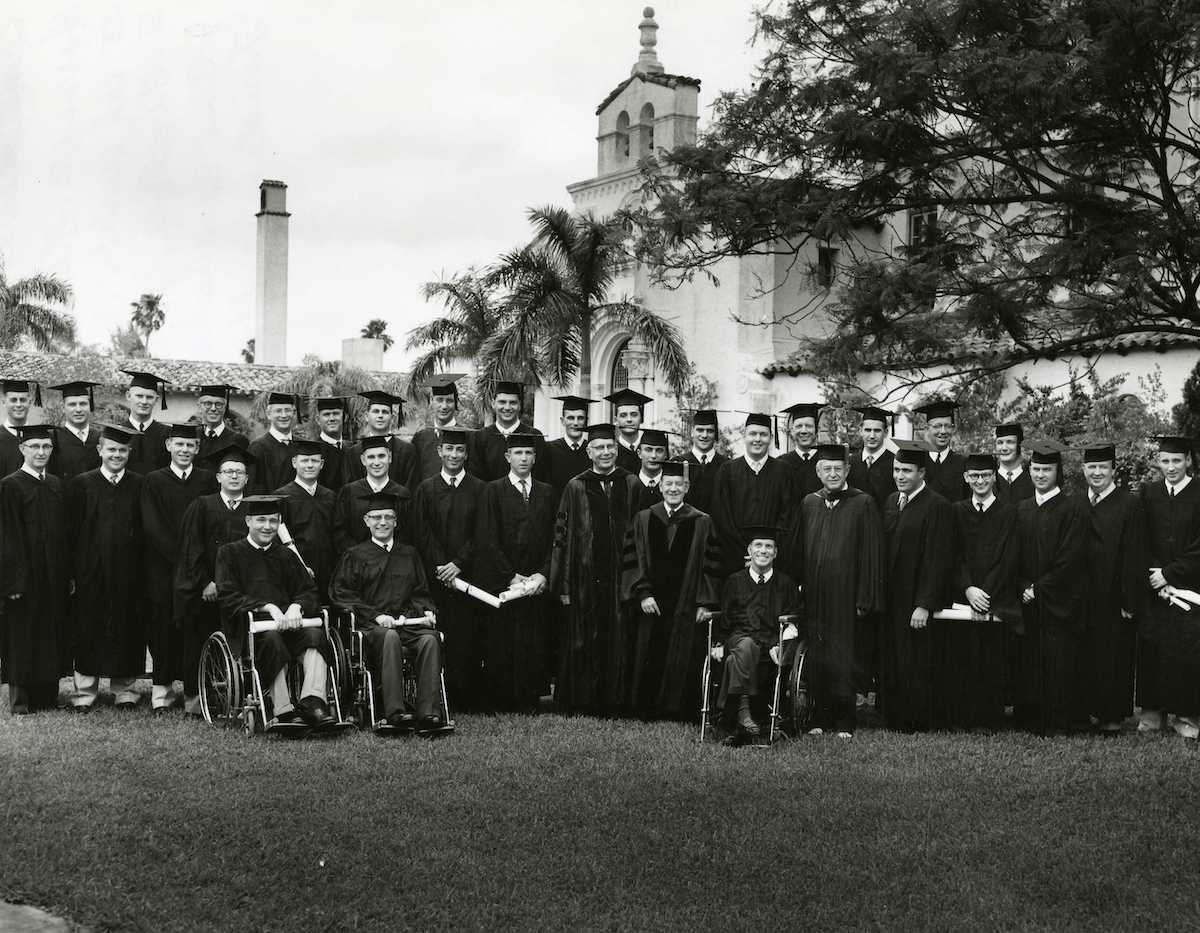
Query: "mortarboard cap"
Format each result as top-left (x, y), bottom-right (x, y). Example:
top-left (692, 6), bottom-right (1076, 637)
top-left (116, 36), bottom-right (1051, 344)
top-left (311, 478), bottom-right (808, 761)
top-left (638, 428), bottom-right (670, 448)
top-left (915, 399), bottom-right (959, 422)
top-left (121, 370), bottom-right (167, 410)
top-left (815, 442), bottom-right (847, 462)
top-left (691, 409), bottom-right (719, 427)
top-left (504, 433), bottom-right (540, 450)
top-left (1029, 439), bottom-right (1067, 465)
top-left (359, 390), bottom-right (404, 408)
top-left (743, 412), bottom-right (778, 446)
top-left (166, 422), bottom-right (200, 440)
top-left (363, 491), bottom-right (402, 513)
top-left (965, 452), bottom-right (998, 472)
top-left (995, 423), bottom-right (1024, 441)
top-left (360, 434), bottom-right (392, 451)
top-left (197, 384), bottom-right (235, 401)
top-left (98, 423), bottom-right (135, 446)
top-left (1155, 436), bottom-right (1193, 456)
top-left (853, 406), bottom-right (893, 427)
top-left (291, 439), bottom-right (325, 457)
top-left (780, 402), bottom-right (824, 422)
top-left (242, 495), bottom-right (285, 517)
top-left (893, 438), bottom-right (932, 466)
top-left (438, 427), bottom-right (469, 445)
top-left (204, 442), bottom-right (255, 469)
top-left (553, 394), bottom-right (597, 413)
top-left (267, 391), bottom-right (301, 408)
top-left (493, 380), bottom-right (524, 399)
top-left (1082, 442), bottom-right (1117, 463)
top-left (742, 524), bottom-right (781, 545)
top-left (426, 373), bottom-right (467, 398)
top-left (586, 423), bottom-right (616, 442)
top-left (50, 381), bottom-right (99, 408)
top-left (17, 425), bottom-right (53, 442)
top-left (660, 461), bottom-right (687, 478)
top-left (605, 388), bottom-right (652, 410)
top-left (315, 396), bottom-right (348, 412)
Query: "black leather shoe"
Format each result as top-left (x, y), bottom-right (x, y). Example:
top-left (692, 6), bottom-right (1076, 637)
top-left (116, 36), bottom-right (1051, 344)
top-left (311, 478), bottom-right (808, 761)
top-left (418, 714), bottom-right (443, 731)
top-left (298, 697), bottom-right (335, 729)
top-left (68, 704), bottom-right (92, 714)
top-left (387, 711), bottom-right (415, 729)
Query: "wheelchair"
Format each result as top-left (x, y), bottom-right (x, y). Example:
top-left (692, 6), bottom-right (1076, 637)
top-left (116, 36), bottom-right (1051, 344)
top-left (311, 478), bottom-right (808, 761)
top-left (198, 609), bottom-right (354, 736)
top-left (342, 610), bottom-right (455, 737)
top-left (698, 611), bottom-right (812, 745)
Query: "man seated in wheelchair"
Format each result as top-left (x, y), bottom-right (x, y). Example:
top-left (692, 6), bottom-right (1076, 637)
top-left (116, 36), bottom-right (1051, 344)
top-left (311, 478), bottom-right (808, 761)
top-left (713, 525), bottom-right (800, 741)
top-left (215, 494), bottom-right (338, 730)
top-left (329, 491), bottom-right (444, 731)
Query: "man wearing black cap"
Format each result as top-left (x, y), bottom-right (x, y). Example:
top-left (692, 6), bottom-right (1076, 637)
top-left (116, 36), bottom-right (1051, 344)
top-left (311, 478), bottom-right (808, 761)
top-left (412, 374), bottom-right (469, 482)
top-left (314, 397), bottom-right (351, 491)
top-left (552, 422), bottom-right (635, 715)
top-left (412, 427), bottom-right (486, 709)
top-left (48, 381), bottom-right (102, 481)
top-left (121, 370), bottom-right (172, 476)
top-left (916, 400), bottom-right (968, 502)
top-left (175, 443), bottom-right (255, 716)
top-left (335, 434), bottom-right (412, 553)
top-left (800, 443), bottom-right (884, 738)
top-left (605, 388), bottom-right (651, 474)
top-left (1013, 441), bottom-right (1088, 733)
top-left (681, 409), bottom-right (726, 514)
top-left (0, 425), bottom-right (70, 714)
top-left (331, 491), bottom-right (442, 730)
top-left (544, 395), bottom-right (595, 500)
top-left (620, 460), bottom-right (721, 720)
top-left (710, 413), bottom-right (798, 578)
top-left (0, 379), bottom-right (40, 476)
top-left (66, 424), bottom-right (145, 711)
top-left (216, 496), bottom-right (335, 729)
top-left (1139, 436), bottom-right (1200, 738)
top-left (140, 423), bottom-right (215, 712)
top-left (472, 381), bottom-right (543, 483)
top-left (848, 406), bottom-right (895, 510)
top-left (994, 424), bottom-right (1033, 502)
top-left (195, 385), bottom-right (248, 463)
top-left (626, 428), bottom-right (670, 512)
top-left (345, 390), bottom-right (420, 491)
top-left (248, 391), bottom-right (302, 494)
top-left (778, 402), bottom-right (824, 500)
top-left (880, 439), bottom-right (955, 731)
top-left (274, 439), bottom-right (337, 604)
top-left (943, 452), bottom-right (1020, 730)
top-left (475, 434), bottom-right (556, 711)
top-left (1078, 443), bottom-right (1147, 734)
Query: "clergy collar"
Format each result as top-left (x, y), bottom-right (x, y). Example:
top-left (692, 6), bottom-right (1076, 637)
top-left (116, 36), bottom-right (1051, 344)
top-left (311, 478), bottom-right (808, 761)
top-left (494, 420), bottom-right (521, 437)
top-left (1168, 475), bottom-right (1192, 495)
top-left (268, 427), bottom-right (292, 444)
top-left (749, 566), bottom-right (774, 584)
top-left (972, 492), bottom-right (996, 512)
top-left (1090, 482), bottom-right (1116, 504)
top-left (170, 463), bottom-right (192, 481)
top-left (374, 536), bottom-right (394, 552)
top-left (441, 469), bottom-right (465, 486)
top-left (1034, 486), bottom-right (1061, 506)
top-left (743, 453), bottom-right (768, 474)
top-left (366, 475), bottom-right (390, 493)
top-left (20, 464), bottom-right (45, 481)
top-left (102, 467), bottom-right (125, 484)
top-left (293, 477), bottom-right (318, 496)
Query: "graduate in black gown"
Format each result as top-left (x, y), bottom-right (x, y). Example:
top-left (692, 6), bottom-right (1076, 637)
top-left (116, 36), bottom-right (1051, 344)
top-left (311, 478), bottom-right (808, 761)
top-left (880, 439), bottom-right (954, 731)
top-left (800, 443), bottom-right (884, 737)
top-left (1138, 436), bottom-right (1200, 738)
top-left (943, 453), bottom-right (1020, 730)
top-left (1078, 442), bottom-right (1147, 733)
top-left (195, 384), bottom-right (249, 463)
top-left (606, 388), bottom-right (651, 475)
top-left (470, 380), bottom-right (545, 483)
top-left (1013, 441), bottom-right (1088, 733)
top-left (847, 406), bottom-right (896, 511)
top-left (67, 425), bottom-right (145, 711)
top-left (712, 526), bottom-right (801, 744)
top-left (709, 413), bottom-right (799, 578)
top-left (543, 395), bottom-right (596, 502)
top-left (140, 423), bottom-right (215, 712)
top-left (0, 378), bottom-right (39, 476)
top-left (344, 390), bottom-right (420, 491)
top-left (334, 435), bottom-right (413, 553)
top-left (174, 443), bottom-right (253, 716)
top-left (215, 496), bottom-right (335, 729)
top-left (551, 423), bottom-right (634, 716)
top-left (411, 428), bottom-right (486, 710)
top-left (0, 426), bottom-right (70, 714)
top-left (247, 391), bottom-right (303, 494)
top-left (620, 461), bottom-right (721, 720)
top-left (48, 381), bottom-right (101, 481)
top-left (331, 491), bottom-right (443, 730)
top-left (120, 370), bottom-right (172, 476)
top-left (680, 409), bottom-right (727, 515)
top-left (272, 439), bottom-right (337, 604)
top-left (776, 402), bottom-right (824, 501)
top-left (313, 397), bottom-right (351, 491)
top-left (915, 399), bottom-right (968, 503)
top-left (994, 423), bottom-right (1035, 503)
top-left (411, 373), bottom-right (470, 483)
top-left (474, 434), bottom-right (557, 711)
top-left (624, 427), bottom-right (669, 513)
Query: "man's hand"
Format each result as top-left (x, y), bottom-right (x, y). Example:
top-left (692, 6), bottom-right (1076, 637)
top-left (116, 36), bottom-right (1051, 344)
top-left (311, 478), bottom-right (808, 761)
top-left (909, 607), bottom-right (929, 630)
top-left (695, 607), bottom-right (711, 624)
top-left (855, 607), bottom-right (868, 617)
top-left (1150, 568), bottom-right (1168, 590)
top-left (965, 586), bottom-right (991, 613)
top-left (641, 596), bottom-right (661, 616)
top-left (436, 562), bottom-right (462, 585)
top-left (525, 573), bottom-right (548, 595)
top-left (264, 603), bottom-right (285, 623)
top-left (375, 614), bottom-right (396, 628)
top-left (710, 645), bottom-right (725, 662)
top-left (1121, 609), bottom-right (1134, 620)
top-left (781, 623), bottom-right (799, 642)
top-left (559, 595), bottom-right (570, 606)
top-left (68, 579), bottom-right (76, 596)
top-left (202, 581), bottom-right (218, 603)
top-left (1022, 586), bottom-right (1035, 605)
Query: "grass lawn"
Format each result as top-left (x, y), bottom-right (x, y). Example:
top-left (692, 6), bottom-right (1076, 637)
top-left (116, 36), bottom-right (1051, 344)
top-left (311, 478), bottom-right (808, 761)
top-left (3, 702), bottom-right (1200, 932)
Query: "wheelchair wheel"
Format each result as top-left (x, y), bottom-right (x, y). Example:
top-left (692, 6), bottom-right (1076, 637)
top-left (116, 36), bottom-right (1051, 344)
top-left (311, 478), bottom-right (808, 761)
top-left (789, 647), bottom-right (814, 736)
top-left (328, 627), bottom-right (351, 717)
top-left (198, 632), bottom-right (242, 727)
top-left (698, 651), bottom-right (714, 742)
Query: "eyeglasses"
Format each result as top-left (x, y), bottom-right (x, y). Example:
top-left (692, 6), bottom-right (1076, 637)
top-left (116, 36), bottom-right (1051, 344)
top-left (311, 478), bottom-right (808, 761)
top-left (219, 468), bottom-right (247, 476)
top-left (199, 401), bottom-right (226, 409)
top-left (364, 513), bottom-right (397, 523)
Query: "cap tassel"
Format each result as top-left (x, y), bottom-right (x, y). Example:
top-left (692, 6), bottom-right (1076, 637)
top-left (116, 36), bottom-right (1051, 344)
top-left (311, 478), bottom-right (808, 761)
top-left (87, 386), bottom-right (95, 410)
top-left (159, 381), bottom-right (168, 411)
top-left (33, 384), bottom-right (42, 407)
top-left (772, 415), bottom-right (779, 449)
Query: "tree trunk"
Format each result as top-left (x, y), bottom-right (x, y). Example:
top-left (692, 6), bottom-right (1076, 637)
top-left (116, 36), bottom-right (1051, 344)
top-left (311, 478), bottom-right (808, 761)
top-left (579, 309), bottom-right (593, 398)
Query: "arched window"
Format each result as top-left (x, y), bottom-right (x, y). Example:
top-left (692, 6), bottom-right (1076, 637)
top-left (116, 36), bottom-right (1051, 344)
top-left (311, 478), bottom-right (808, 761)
top-left (616, 111), bottom-right (631, 160)
top-left (639, 103), bottom-right (655, 155)
top-left (611, 339), bottom-right (631, 400)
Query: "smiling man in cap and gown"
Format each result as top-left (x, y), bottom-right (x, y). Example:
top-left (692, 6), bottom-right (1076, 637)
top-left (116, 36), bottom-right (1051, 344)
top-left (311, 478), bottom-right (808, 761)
top-left (847, 406), bottom-right (896, 511)
top-left (606, 388), bottom-right (651, 475)
top-left (0, 378), bottom-right (40, 476)
top-left (334, 434), bottom-right (413, 553)
top-left (470, 381), bottom-right (544, 483)
top-left (312, 397), bottom-right (351, 491)
top-left (247, 391), bottom-right (304, 493)
top-left (195, 384), bottom-right (248, 462)
top-left (680, 409), bottom-right (727, 515)
top-left (777, 402), bottom-right (825, 501)
top-left (412, 374), bottom-right (471, 483)
top-left (543, 395), bottom-right (596, 501)
top-left (121, 370), bottom-right (172, 476)
top-left (48, 381), bottom-right (102, 481)
top-left (994, 423), bottom-right (1034, 503)
top-left (916, 399), bottom-right (968, 503)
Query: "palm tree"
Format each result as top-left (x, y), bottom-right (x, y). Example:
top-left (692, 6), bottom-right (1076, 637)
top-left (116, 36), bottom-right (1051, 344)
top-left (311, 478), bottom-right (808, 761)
top-left (360, 318), bottom-right (395, 351)
top-left (407, 271), bottom-right (505, 397)
top-left (251, 358), bottom-right (406, 436)
top-left (0, 259), bottom-right (76, 351)
top-left (480, 206), bottom-right (689, 399)
top-left (130, 293), bottom-right (165, 354)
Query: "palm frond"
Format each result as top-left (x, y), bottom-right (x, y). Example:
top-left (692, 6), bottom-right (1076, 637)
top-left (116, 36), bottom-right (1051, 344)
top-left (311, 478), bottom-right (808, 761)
top-left (5, 303), bottom-right (77, 351)
top-left (14, 274), bottom-right (74, 308)
top-left (602, 302), bottom-right (691, 396)
top-left (527, 205), bottom-right (579, 269)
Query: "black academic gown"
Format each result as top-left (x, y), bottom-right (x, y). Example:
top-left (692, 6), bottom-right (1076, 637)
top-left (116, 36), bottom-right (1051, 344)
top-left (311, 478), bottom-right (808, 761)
top-left (779, 449), bottom-right (822, 502)
top-left (615, 438), bottom-right (641, 475)
top-left (0, 426), bottom-right (22, 476)
top-left (411, 471), bottom-right (486, 709)
top-left (344, 436), bottom-right (421, 492)
top-left (126, 421), bottom-right (172, 476)
top-left (49, 426), bottom-right (101, 481)
top-left (881, 485), bottom-right (954, 731)
top-left (68, 470), bottom-right (145, 679)
top-left (714, 569), bottom-right (802, 710)
top-left (197, 427), bottom-right (249, 464)
top-left (1014, 491), bottom-right (1088, 732)
top-left (801, 487), bottom-right (884, 733)
top-left (943, 498), bottom-right (1020, 729)
top-left (475, 475), bottom-right (557, 711)
top-left (315, 438), bottom-right (350, 491)
top-left (848, 449), bottom-right (895, 511)
top-left (246, 433), bottom-right (297, 495)
top-left (995, 465), bottom-right (1035, 504)
top-left (333, 478), bottom-right (412, 554)
top-left (412, 425), bottom-right (474, 484)
top-left (544, 437), bottom-right (591, 503)
top-left (1138, 480), bottom-right (1200, 716)
top-left (925, 450), bottom-right (969, 502)
top-left (620, 503), bottom-right (722, 720)
top-left (551, 467), bottom-right (634, 715)
top-left (470, 423), bottom-right (545, 484)
top-left (709, 457), bottom-right (800, 578)
top-left (274, 481), bottom-right (337, 604)
top-left (1081, 487), bottom-right (1147, 724)
top-left (0, 470), bottom-right (71, 698)
top-left (625, 472), bottom-right (665, 514)
top-left (680, 451), bottom-right (727, 515)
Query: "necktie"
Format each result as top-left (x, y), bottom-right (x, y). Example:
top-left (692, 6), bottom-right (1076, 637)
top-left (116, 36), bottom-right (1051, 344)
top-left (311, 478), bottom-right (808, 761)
top-left (898, 492), bottom-right (909, 511)
top-left (35, 472), bottom-right (43, 482)
top-left (864, 456), bottom-right (872, 468)
top-left (228, 499), bottom-right (239, 511)
top-left (207, 429), bottom-right (216, 439)
top-left (602, 480), bottom-right (612, 498)
top-left (519, 478), bottom-right (529, 502)
top-left (976, 500), bottom-right (984, 512)
top-left (1006, 471), bottom-right (1014, 483)
top-left (755, 574), bottom-right (765, 586)
top-left (449, 476), bottom-right (458, 489)
top-left (1090, 491), bottom-right (1098, 506)
top-left (648, 478), bottom-right (657, 488)
top-left (1169, 484), bottom-right (1176, 497)
top-left (110, 473), bottom-right (119, 486)
top-left (137, 422), bottom-right (145, 433)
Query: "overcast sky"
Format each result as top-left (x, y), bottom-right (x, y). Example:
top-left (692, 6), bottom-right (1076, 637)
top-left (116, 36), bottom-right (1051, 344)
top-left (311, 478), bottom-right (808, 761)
top-left (1, 1), bottom-right (762, 367)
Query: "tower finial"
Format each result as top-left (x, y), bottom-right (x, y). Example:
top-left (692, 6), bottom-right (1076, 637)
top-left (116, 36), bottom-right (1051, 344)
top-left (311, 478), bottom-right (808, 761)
top-left (632, 7), bottom-right (664, 76)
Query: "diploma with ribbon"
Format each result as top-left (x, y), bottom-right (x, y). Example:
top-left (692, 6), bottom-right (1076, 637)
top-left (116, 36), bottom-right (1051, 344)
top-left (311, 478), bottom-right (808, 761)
top-left (933, 603), bottom-right (996, 622)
